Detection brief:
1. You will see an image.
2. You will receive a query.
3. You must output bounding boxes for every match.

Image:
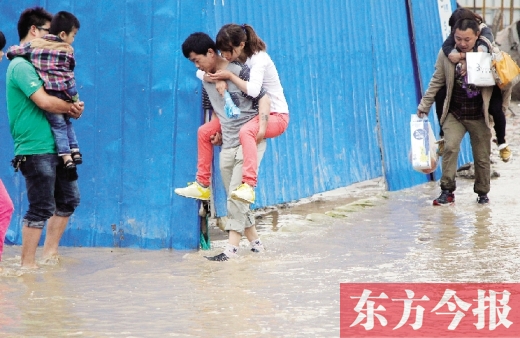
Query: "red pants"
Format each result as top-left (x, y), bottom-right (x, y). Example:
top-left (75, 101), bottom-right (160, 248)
top-left (196, 113), bottom-right (289, 187)
top-left (0, 180), bottom-right (14, 261)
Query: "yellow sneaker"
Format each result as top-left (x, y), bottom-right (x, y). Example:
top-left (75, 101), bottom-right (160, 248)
top-left (230, 183), bottom-right (255, 204)
top-left (174, 182), bottom-right (210, 200)
top-left (498, 144), bottom-right (512, 162)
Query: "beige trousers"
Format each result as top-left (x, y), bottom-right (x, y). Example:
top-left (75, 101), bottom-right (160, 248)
top-left (441, 113), bottom-right (491, 195)
top-left (219, 140), bottom-right (266, 234)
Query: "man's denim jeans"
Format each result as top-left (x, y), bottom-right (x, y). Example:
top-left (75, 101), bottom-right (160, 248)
top-left (19, 154), bottom-right (80, 229)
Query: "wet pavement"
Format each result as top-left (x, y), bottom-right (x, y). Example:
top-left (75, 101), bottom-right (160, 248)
top-left (1, 111), bottom-right (519, 337)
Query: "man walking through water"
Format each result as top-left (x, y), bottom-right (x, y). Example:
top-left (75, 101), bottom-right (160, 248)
top-left (6, 7), bottom-right (84, 268)
top-left (178, 32), bottom-right (270, 260)
top-left (417, 18), bottom-right (511, 205)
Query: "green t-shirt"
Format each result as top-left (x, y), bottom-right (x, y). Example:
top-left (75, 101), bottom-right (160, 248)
top-left (6, 57), bottom-right (56, 155)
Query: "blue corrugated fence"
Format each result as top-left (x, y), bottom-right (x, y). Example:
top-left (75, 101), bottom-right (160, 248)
top-left (0, 0), bottom-right (469, 249)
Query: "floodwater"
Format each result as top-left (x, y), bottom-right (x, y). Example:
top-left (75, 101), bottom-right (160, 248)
top-left (1, 115), bottom-right (520, 337)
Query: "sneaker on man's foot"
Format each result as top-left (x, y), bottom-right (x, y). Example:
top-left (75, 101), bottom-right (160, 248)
top-left (250, 239), bottom-right (264, 253)
top-left (174, 182), bottom-right (210, 200)
top-left (477, 194), bottom-right (490, 204)
top-left (498, 144), bottom-right (512, 162)
top-left (436, 138), bottom-right (445, 157)
top-left (231, 183), bottom-right (255, 204)
top-left (433, 190), bottom-right (455, 206)
top-left (251, 245), bottom-right (265, 253)
top-left (204, 253), bottom-right (230, 261)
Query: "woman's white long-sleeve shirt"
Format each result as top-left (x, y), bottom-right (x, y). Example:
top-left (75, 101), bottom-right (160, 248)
top-left (245, 51), bottom-right (288, 113)
top-left (196, 51), bottom-right (289, 113)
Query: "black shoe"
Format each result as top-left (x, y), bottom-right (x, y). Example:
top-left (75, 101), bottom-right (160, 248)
top-left (251, 248), bottom-right (260, 253)
top-left (433, 190), bottom-right (455, 206)
top-left (205, 253), bottom-right (229, 261)
top-left (71, 151), bottom-right (83, 165)
top-left (477, 195), bottom-right (490, 204)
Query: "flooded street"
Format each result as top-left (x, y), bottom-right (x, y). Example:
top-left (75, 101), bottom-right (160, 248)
top-left (1, 113), bottom-right (520, 337)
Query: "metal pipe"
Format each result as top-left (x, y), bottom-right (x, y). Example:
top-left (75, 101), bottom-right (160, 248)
top-left (501, 0), bottom-right (504, 29)
top-left (510, 0), bottom-right (514, 26)
top-left (482, 0), bottom-right (486, 23)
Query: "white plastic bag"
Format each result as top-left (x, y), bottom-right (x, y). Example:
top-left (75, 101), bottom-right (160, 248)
top-left (410, 115), bottom-right (439, 174)
top-left (466, 52), bottom-right (495, 87)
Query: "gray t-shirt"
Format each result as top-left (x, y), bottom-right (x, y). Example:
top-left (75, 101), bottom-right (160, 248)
top-left (202, 61), bottom-right (266, 148)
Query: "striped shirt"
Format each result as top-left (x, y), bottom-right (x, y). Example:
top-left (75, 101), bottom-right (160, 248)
top-left (6, 34), bottom-right (76, 93)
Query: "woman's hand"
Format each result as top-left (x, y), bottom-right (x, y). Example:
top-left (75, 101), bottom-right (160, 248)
top-left (203, 72), bottom-right (215, 83)
top-left (448, 51), bottom-right (464, 64)
top-left (208, 70), bottom-right (232, 81)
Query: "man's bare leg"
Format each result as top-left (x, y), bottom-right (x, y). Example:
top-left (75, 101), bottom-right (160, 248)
top-left (21, 225), bottom-right (43, 269)
top-left (42, 215), bottom-right (69, 260)
top-left (244, 226), bottom-right (259, 242)
top-left (229, 230), bottom-right (241, 246)
top-left (229, 225), bottom-right (260, 246)
top-left (245, 226), bottom-right (264, 252)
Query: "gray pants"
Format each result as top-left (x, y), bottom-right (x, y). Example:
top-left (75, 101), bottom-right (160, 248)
top-left (441, 113), bottom-right (491, 195)
top-left (219, 140), bottom-right (266, 234)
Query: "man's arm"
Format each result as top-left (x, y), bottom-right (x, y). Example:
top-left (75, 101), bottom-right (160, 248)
top-left (201, 87), bottom-right (222, 145)
top-left (30, 87), bottom-right (84, 118)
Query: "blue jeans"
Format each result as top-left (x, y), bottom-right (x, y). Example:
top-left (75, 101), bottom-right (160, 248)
top-left (19, 154), bottom-right (80, 229)
top-left (45, 89), bottom-right (80, 156)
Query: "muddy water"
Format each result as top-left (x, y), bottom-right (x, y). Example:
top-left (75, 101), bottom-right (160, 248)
top-left (1, 116), bottom-right (520, 337)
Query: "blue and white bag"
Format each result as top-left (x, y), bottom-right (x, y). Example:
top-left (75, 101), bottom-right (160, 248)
top-left (224, 90), bottom-right (241, 119)
top-left (410, 115), bottom-right (439, 174)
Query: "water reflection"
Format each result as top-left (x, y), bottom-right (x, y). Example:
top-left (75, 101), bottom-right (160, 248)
top-left (18, 270), bottom-right (84, 336)
top-left (0, 165), bottom-right (518, 335)
top-left (0, 283), bottom-right (18, 332)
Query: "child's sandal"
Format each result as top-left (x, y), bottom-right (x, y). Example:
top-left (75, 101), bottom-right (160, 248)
top-left (71, 151), bottom-right (83, 165)
top-left (64, 159), bottom-right (76, 169)
top-left (63, 159), bottom-right (78, 181)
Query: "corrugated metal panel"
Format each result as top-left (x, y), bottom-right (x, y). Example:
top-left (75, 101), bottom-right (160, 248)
top-left (369, 0), bottom-right (431, 191)
top-left (0, 1), bottom-right (463, 249)
top-left (0, 1), bottom-right (203, 249)
top-left (205, 0), bottom-right (383, 211)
